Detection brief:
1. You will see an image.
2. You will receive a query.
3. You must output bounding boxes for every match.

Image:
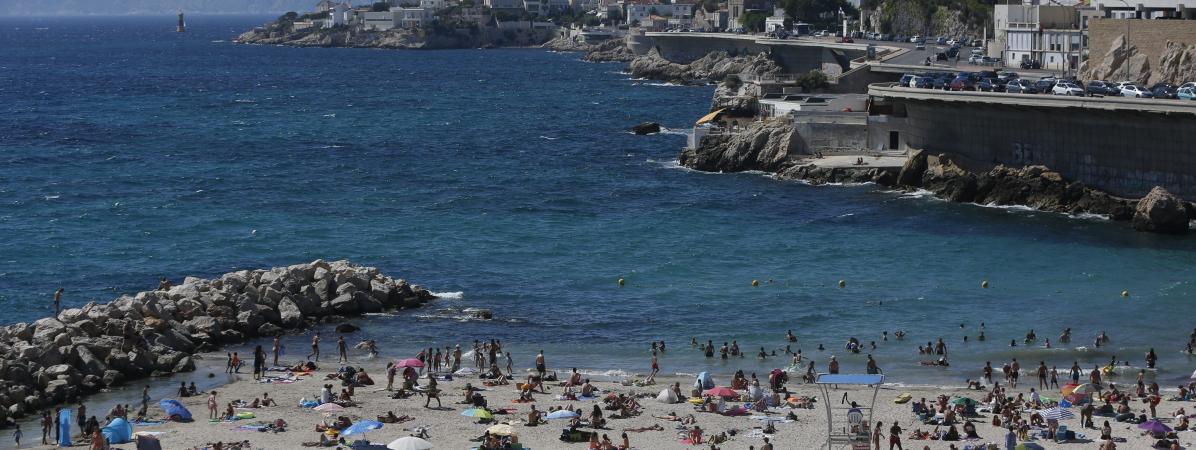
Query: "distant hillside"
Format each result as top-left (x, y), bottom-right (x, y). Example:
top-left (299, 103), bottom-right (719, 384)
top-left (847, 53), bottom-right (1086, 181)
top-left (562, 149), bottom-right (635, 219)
top-left (861, 0), bottom-right (992, 38)
top-left (0, 0), bottom-right (317, 16)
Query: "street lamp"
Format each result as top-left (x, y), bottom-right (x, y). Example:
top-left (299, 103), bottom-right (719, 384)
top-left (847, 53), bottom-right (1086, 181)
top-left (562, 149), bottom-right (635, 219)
top-left (1116, 0), bottom-right (1131, 82)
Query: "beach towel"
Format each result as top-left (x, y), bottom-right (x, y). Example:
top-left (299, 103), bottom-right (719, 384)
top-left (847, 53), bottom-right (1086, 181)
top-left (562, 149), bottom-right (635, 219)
top-left (135, 433), bottom-right (162, 450)
top-left (58, 408), bottom-right (72, 447)
top-left (102, 417), bottom-right (134, 444)
top-left (130, 420), bottom-right (165, 426)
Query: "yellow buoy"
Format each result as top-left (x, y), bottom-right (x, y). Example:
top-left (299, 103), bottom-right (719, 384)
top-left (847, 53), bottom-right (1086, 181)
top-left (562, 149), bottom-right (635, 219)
top-left (617, 278), bottom-right (625, 287)
top-left (981, 280), bottom-right (989, 288)
top-left (1121, 290), bottom-right (1129, 297)
top-left (752, 280), bottom-right (759, 287)
top-left (838, 280), bottom-right (846, 288)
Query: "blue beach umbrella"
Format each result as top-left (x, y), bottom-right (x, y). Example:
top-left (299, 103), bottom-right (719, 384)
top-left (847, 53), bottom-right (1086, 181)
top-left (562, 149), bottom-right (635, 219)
top-left (546, 410), bottom-right (579, 420)
top-left (341, 420), bottom-right (383, 437)
top-left (461, 408), bottom-right (493, 419)
top-left (158, 399), bottom-right (192, 422)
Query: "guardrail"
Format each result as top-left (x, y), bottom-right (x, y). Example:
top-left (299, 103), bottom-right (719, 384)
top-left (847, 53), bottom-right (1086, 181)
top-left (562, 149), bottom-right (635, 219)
top-left (867, 82), bottom-right (1196, 115)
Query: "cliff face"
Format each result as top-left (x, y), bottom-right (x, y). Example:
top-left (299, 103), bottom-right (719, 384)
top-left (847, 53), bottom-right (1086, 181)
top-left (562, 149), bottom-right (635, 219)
top-left (236, 23), bottom-right (555, 49)
top-left (627, 48), bottom-right (780, 85)
top-left (542, 36), bottom-right (636, 62)
top-left (864, 0), bottom-right (987, 38)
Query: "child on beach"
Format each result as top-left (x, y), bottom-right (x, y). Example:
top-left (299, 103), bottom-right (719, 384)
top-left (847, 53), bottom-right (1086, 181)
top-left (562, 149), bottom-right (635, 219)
top-left (13, 424), bottom-right (21, 448)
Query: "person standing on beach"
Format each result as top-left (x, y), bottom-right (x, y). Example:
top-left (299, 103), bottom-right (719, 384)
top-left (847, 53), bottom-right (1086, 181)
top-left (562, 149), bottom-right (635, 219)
top-left (1050, 366), bottom-right (1059, 389)
top-left (1071, 361), bottom-right (1082, 384)
top-left (386, 362), bottom-right (397, 390)
top-left (505, 352), bottom-right (513, 377)
top-left (272, 336), bottom-right (281, 367)
top-left (829, 356), bottom-right (840, 374)
top-left (983, 362), bottom-right (993, 384)
top-left (13, 424), bottom-right (21, 448)
top-left (52, 407), bottom-right (60, 445)
top-left (1010, 359), bottom-right (1020, 388)
top-left (308, 331), bottom-right (321, 362)
top-left (52, 288), bottom-right (63, 318)
top-left (535, 350), bottom-right (546, 378)
top-left (337, 336), bottom-right (348, 364)
top-left (1037, 361), bottom-right (1048, 389)
top-left (253, 345), bottom-right (266, 380)
top-left (75, 403), bottom-right (85, 438)
top-left (453, 345), bottom-right (462, 371)
top-left (206, 391), bottom-right (219, 420)
top-left (40, 410), bottom-right (50, 445)
top-left (140, 385), bottom-right (150, 416)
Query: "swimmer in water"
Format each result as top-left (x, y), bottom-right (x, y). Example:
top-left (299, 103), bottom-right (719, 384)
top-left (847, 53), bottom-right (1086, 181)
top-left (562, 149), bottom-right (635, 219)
top-left (818, 344), bottom-right (825, 351)
top-left (1010, 339), bottom-right (1018, 347)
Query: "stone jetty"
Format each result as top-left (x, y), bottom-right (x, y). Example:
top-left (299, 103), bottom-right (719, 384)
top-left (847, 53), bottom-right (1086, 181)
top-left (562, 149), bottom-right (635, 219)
top-left (0, 260), bottom-right (437, 424)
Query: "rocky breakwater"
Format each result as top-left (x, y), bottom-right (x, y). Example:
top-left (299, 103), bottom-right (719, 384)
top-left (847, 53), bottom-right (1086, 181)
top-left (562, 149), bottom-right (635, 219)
top-left (0, 260), bottom-right (437, 425)
top-left (627, 48), bottom-right (780, 85)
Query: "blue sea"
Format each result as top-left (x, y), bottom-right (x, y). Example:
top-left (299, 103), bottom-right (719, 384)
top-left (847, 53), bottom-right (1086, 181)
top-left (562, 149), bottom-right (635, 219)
top-left (3, 15), bottom-right (1196, 397)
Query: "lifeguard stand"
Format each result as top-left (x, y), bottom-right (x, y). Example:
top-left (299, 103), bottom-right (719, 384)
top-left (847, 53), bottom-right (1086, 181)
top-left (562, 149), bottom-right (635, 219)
top-left (814, 374), bottom-right (884, 450)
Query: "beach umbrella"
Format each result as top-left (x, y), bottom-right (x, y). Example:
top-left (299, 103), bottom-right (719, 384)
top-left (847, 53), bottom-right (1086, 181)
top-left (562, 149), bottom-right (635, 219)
top-left (341, 420), bottom-right (383, 437)
top-left (546, 410), bottom-right (579, 420)
top-left (461, 408), bottom-right (493, 419)
top-left (158, 399), bottom-right (192, 422)
top-left (313, 403), bottom-right (345, 413)
top-left (397, 358), bottom-right (424, 368)
top-left (1060, 383), bottom-right (1079, 396)
top-left (1070, 383), bottom-right (1099, 395)
top-left (387, 436), bottom-right (434, 450)
top-left (1035, 407), bottom-right (1074, 420)
top-left (1139, 419), bottom-right (1172, 434)
top-left (703, 386), bottom-right (739, 399)
top-left (486, 424), bottom-right (518, 437)
top-left (949, 397), bottom-right (977, 406)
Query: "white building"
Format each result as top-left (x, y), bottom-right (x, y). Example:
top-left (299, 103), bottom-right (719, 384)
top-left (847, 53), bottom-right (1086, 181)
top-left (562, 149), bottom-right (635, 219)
top-left (363, 10), bottom-right (399, 30)
top-left (625, 3), bottom-right (691, 25)
top-left (764, 7), bottom-right (785, 32)
top-left (324, 2), bottom-right (350, 27)
top-left (419, 0), bottom-right (449, 11)
top-left (486, 0), bottom-right (524, 9)
top-left (396, 7), bottom-right (434, 27)
top-left (524, 0), bottom-right (544, 15)
top-left (993, 3), bottom-right (1082, 71)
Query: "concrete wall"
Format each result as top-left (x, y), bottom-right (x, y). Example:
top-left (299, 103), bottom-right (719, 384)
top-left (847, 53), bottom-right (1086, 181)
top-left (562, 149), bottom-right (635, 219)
top-left (791, 114), bottom-right (869, 154)
top-left (875, 93), bottom-right (1196, 198)
top-left (1088, 18), bottom-right (1196, 67)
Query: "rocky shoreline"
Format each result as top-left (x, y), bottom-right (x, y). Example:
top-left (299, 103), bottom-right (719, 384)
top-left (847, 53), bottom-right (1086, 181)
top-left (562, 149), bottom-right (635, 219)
top-left (236, 21), bottom-right (554, 49)
top-left (0, 260), bottom-right (438, 425)
top-left (680, 118), bottom-right (1194, 233)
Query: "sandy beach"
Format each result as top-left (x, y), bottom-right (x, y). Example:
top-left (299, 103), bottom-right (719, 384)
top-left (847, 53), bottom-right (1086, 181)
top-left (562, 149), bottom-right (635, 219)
top-left (17, 346), bottom-right (1192, 450)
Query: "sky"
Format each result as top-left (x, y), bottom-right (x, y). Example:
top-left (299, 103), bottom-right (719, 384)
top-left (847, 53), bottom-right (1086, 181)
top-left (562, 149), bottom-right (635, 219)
top-left (0, 0), bottom-right (320, 15)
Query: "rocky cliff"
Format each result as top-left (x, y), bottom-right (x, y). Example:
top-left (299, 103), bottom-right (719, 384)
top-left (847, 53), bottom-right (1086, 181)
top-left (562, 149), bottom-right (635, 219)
top-left (1083, 35), bottom-right (1196, 85)
top-left (627, 48), bottom-right (781, 85)
top-left (864, 0), bottom-right (988, 38)
top-left (542, 36), bottom-right (636, 62)
top-left (679, 120), bottom-right (798, 172)
top-left (0, 260), bottom-right (439, 423)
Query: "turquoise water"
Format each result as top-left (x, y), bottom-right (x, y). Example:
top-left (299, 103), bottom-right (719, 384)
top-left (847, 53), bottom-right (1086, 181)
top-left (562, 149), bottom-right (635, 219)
top-left (3, 16), bottom-right (1196, 392)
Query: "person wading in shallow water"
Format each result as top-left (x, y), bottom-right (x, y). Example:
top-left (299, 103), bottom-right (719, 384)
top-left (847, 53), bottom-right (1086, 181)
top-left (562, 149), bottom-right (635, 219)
top-left (308, 331), bottom-right (321, 362)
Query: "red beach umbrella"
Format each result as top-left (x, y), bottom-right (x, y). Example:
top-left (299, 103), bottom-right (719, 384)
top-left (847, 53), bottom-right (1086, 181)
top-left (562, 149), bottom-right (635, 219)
top-left (396, 358), bottom-right (424, 368)
top-left (703, 386), bottom-right (739, 399)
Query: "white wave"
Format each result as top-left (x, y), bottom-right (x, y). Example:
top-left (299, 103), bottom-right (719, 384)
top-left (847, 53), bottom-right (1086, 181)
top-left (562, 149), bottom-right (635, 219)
top-left (893, 188), bottom-right (935, 199)
top-left (319, 144), bottom-right (345, 149)
top-left (646, 158), bottom-right (716, 175)
top-left (539, 136), bottom-right (557, 140)
top-left (1067, 212), bottom-right (1110, 221)
top-left (983, 202), bottom-right (1036, 213)
top-left (211, 39), bottom-right (226, 43)
top-left (431, 291), bottom-right (463, 300)
top-left (579, 369), bottom-right (631, 378)
top-left (643, 82), bottom-right (685, 87)
top-left (43, 195), bottom-right (60, 200)
top-left (323, 113), bottom-right (336, 118)
top-left (656, 127), bottom-right (688, 136)
top-left (233, 99), bottom-right (255, 104)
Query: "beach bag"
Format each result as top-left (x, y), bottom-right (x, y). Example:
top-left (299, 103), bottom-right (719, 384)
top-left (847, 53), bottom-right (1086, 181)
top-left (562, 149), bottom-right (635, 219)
top-left (136, 434), bottom-right (162, 450)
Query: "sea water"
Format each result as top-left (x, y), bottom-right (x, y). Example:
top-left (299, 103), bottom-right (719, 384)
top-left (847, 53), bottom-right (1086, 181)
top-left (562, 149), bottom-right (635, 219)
top-left (3, 16), bottom-right (1196, 395)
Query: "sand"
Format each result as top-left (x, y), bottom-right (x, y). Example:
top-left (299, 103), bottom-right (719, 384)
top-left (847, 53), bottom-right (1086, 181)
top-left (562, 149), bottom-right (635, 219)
top-left (18, 351), bottom-right (1190, 450)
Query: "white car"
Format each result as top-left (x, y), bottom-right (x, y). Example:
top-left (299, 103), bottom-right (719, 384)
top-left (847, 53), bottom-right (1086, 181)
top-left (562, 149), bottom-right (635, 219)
top-left (910, 35), bottom-right (921, 43)
top-left (968, 55), bottom-right (984, 64)
top-left (946, 39), bottom-right (957, 45)
top-left (1119, 84), bottom-right (1153, 98)
top-left (1180, 81), bottom-right (1196, 90)
top-left (1051, 82), bottom-right (1084, 96)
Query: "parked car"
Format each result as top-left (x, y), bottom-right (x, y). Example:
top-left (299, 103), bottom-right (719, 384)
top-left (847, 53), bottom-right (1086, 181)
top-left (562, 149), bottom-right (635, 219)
top-left (915, 42), bottom-right (926, 50)
top-left (1149, 83), bottom-right (1178, 99)
top-left (936, 36), bottom-right (947, 45)
top-left (970, 39), bottom-right (983, 47)
top-left (840, 36), bottom-right (854, 43)
top-left (1119, 84), bottom-right (1153, 98)
top-left (1085, 80), bottom-right (1118, 96)
top-left (968, 54), bottom-right (984, 64)
top-left (1020, 60), bottom-right (1042, 69)
top-left (913, 76), bottom-right (936, 89)
top-left (1051, 82), bottom-right (1084, 96)
top-left (1179, 87), bottom-right (1196, 100)
top-left (932, 74), bottom-right (953, 90)
top-left (899, 74), bottom-right (915, 87)
top-left (935, 52), bottom-right (949, 61)
top-left (1180, 81), bottom-right (1196, 90)
top-left (1005, 79), bottom-right (1039, 94)
top-left (1033, 78), bottom-right (1056, 93)
top-left (997, 71), bottom-right (1019, 82)
top-left (977, 78), bottom-right (1007, 92)
top-left (949, 75), bottom-right (977, 91)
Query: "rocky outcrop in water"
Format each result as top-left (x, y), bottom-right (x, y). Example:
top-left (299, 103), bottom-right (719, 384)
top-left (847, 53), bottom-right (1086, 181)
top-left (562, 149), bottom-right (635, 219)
top-left (0, 260), bottom-right (437, 423)
top-left (236, 22), bottom-right (554, 49)
top-left (627, 49), bottom-right (780, 85)
top-left (679, 120), bottom-right (798, 172)
top-left (629, 122), bottom-right (661, 135)
top-left (542, 36), bottom-right (636, 63)
top-left (1132, 187), bottom-right (1190, 234)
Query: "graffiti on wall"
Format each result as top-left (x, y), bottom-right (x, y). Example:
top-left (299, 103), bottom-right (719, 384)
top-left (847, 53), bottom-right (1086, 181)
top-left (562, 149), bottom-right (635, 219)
top-left (1011, 142), bottom-right (1054, 166)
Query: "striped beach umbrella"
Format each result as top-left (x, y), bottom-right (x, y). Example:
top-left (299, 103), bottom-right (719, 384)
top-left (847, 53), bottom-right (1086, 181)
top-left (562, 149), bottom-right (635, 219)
top-left (1036, 407), bottom-right (1074, 420)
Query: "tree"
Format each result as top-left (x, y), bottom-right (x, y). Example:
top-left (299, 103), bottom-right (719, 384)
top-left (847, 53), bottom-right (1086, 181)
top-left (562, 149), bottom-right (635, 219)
top-left (371, 1), bottom-right (391, 11)
top-left (797, 70), bottom-right (828, 91)
top-left (739, 10), bottom-right (767, 32)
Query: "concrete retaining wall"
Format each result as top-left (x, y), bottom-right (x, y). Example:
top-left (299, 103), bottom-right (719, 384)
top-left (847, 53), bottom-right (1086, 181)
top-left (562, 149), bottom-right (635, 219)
top-left (1088, 18), bottom-right (1196, 71)
top-left (791, 113), bottom-right (869, 154)
top-left (871, 86), bottom-right (1196, 198)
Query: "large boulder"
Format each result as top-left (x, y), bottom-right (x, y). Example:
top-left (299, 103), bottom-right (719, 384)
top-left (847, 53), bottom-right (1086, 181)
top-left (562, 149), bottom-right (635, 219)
top-left (330, 293), bottom-right (359, 315)
top-left (628, 122), bottom-right (661, 135)
top-left (1132, 186), bottom-right (1190, 234)
top-left (184, 316), bottom-right (221, 335)
top-left (896, 150), bottom-right (928, 187)
top-left (74, 346), bottom-right (108, 377)
top-left (278, 298), bottom-right (304, 328)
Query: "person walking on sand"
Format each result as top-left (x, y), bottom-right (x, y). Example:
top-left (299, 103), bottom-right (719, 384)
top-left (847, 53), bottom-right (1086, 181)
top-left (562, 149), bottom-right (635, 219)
top-left (505, 352), bottom-right (513, 377)
top-left (453, 345), bottom-right (462, 372)
top-left (873, 422), bottom-right (884, 450)
top-left (307, 331), bottom-right (321, 362)
top-left (888, 422), bottom-right (903, 450)
top-left (272, 335), bottom-right (281, 367)
top-left (13, 424), bottom-right (22, 448)
top-left (75, 403), bottom-right (85, 438)
top-left (52, 288), bottom-right (63, 318)
top-left (535, 350), bottom-right (546, 378)
top-left (337, 336), bottom-right (348, 364)
top-left (424, 373), bottom-right (441, 408)
top-left (207, 391), bottom-right (218, 420)
top-left (386, 362), bottom-right (397, 391)
top-left (647, 351), bottom-right (659, 384)
top-left (40, 410), bottom-right (50, 445)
